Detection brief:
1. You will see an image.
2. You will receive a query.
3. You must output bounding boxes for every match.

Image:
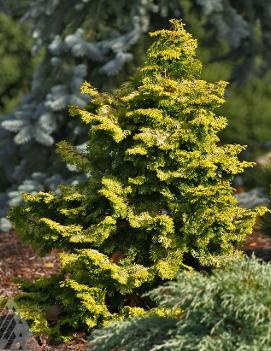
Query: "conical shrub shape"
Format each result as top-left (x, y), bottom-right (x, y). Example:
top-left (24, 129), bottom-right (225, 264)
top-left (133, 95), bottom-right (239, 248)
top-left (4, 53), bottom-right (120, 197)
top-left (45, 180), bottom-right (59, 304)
top-left (10, 20), bottom-right (264, 337)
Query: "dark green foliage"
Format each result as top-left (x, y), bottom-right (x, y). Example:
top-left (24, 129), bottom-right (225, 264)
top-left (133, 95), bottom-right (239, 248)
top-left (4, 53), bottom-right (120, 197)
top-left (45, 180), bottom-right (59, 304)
top-left (10, 21), bottom-right (263, 339)
top-left (0, 12), bottom-right (32, 113)
top-left (222, 76), bottom-right (271, 155)
top-left (183, 0), bottom-right (271, 84)
top-left (89, 256), bottom-right (271, 351)
top-left (0, 11), bottom-right (33, 221)
top-left (202, 69), bottom-right (271, 158)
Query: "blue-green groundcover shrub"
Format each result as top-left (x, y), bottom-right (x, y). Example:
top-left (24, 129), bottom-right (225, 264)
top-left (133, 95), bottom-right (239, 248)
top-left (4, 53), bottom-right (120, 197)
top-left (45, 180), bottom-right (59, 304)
top-left (89, 256), bottom-right (271, 351)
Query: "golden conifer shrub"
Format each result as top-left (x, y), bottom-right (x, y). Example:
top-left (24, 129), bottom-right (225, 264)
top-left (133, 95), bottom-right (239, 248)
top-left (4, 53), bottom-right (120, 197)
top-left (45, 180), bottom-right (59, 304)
top-left (10, 20), bottom-right (265, 338)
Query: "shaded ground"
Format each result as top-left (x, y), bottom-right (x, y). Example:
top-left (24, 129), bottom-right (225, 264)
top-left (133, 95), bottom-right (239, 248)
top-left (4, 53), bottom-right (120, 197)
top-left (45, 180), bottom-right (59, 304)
top-left (244, 218), bottom-right (271, 261)
top-left (0, 232), bottom-right (87, 351)
top-left (40, 335), bottom-right (87, 351)
top-left (0, 231), bottom-right (59, 298)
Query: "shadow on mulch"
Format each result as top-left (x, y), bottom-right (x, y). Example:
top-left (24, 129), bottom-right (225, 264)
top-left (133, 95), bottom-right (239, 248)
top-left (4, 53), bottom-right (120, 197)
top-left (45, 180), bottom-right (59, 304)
top-left (244, 218), bottom-right (271, 261)
top-left (0, 231), bottom-right (60, 298)
top-left (0, 232), bottom-right (88, 351)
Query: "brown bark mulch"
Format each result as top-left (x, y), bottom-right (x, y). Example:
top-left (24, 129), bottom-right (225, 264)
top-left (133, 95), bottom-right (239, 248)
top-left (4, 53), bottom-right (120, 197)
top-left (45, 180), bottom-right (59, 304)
top-left (0, 232), bottom-right (87, 350)
top-left (0, 231), bottom-right (60, 298)
top-left (244, 218), bottom-right (271, 261)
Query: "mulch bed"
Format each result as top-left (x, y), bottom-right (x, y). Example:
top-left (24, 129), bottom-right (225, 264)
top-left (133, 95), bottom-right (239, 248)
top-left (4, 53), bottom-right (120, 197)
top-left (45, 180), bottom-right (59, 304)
top-left (0, 231), bottom-right (59, 298)
top-left (0, 232), bottom-right (87, 351)
top-left (244, 218), bottom-right (271, 261)
top-left (40, 336), bottom-right (88, 351)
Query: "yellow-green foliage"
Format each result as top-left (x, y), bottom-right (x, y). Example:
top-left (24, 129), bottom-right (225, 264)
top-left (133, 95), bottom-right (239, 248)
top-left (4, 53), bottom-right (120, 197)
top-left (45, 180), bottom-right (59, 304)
top-left (10, 20), bottom-right (264, 338)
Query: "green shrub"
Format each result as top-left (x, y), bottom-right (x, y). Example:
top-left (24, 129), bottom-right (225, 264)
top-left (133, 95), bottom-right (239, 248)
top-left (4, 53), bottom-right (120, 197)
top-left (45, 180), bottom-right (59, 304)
top-left (89, 256), bottom-right (271, 351)
top-left (221, 74), bottom-right (271, 156)
top-left (10, 20), bottom-right (263, 339)
top-left (0, 12), bottom-right (32, 113)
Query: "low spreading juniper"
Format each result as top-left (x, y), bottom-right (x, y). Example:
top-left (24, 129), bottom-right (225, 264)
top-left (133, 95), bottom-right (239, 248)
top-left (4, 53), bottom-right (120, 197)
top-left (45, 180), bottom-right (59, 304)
top-left (89, 256), bottom-right (271, 351)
